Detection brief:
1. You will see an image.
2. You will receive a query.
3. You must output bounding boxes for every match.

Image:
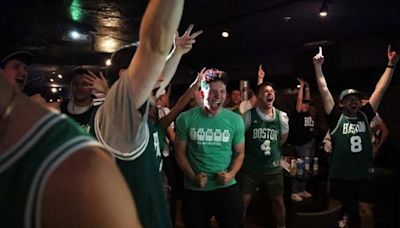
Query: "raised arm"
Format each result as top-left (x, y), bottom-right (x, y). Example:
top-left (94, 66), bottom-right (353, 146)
top-left (125, 0), bottom-right (184, 108)
top-left (248, 64), bottom-right (266, 106)
top-left (159, 68), bottom-right (205, 128)
top-left (295, 78), bottom-right (305, 113)
top-left (304, 81), bottom-right (311, 100)
top-left (257, 64), bottom-right (265, 85)
top-left (313, 46), bottom-right (334, 114)
top-left (157, 24), bottom-right (203, 92)
top-left (369, 44), bottom-right (399, 112)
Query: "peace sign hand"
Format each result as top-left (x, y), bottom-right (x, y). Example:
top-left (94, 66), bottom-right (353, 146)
top-left (175, 24), bottom-right (203, 55)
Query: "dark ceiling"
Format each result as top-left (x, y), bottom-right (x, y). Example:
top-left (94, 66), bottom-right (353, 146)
top-left (2, 0), bottom-right (400, 94)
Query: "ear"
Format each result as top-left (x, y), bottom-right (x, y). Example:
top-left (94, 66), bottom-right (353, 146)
top-left (338, 101), bottom-right (344, 107)
top-left (118, 68), bottom-right (126, 78)
top-left (200, 90), bottom-right (205, 99)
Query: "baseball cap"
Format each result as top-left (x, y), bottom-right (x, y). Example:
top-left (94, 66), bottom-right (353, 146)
top-left (339, 89), bottom-right (362, 101)
top-left (0, 51), bottom-right (34, 67)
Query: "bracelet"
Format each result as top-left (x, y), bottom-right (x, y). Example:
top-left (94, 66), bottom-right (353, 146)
top-left (387, 65), bottom-right (395, 68)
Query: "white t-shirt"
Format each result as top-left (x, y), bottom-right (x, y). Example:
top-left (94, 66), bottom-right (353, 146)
top-left (94, 74), bottom-right (149, 160)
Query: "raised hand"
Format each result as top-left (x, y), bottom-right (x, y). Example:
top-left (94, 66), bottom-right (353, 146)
top-left (387, 44), bottom-right (399, 66)
top-left (82, 71), bottom-right (109, 94)
top-left (175, 24), bottom-right (203, 55)
top-left (313, 46), bottom-right (324, 66)
top-left (258, 64), bottom-right (265, 80)
top-left (296, 77), bottom-right (305, 86)
top-left (191, 67), bottom-right (206, 88)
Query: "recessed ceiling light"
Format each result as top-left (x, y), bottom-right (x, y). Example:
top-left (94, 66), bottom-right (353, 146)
top-left (57, 74), bottom-right (63, 79)
top-left (222, 31), bottom-right (229, 38)
top-left (69, 30), bottom-right (80, 39)
top-left (319, 0), bottom-right (328, 17)
top-left (49, 78), bottom-right (54, 82)
top-left (105, 59), bottom-right (112, 66)
top-left (51, 88), bottom-right (58, 93)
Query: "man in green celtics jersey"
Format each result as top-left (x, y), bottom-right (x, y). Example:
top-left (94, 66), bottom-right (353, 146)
top-left (239, 81), bottom-right (289, 228)
top-left (91, 2), bottom-right (204, 227)
top-left (0, 76), bottom-right (141, 227)
top-left (175, 68), bottom-right (245, 228)
top-left (313, 45), bottom-right (399, 228)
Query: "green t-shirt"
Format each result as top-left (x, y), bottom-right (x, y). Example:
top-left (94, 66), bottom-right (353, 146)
top-left (175, 107), bottom-right (245, 191)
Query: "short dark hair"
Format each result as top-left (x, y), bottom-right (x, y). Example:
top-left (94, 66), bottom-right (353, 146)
top-left (106, 43), bottom-right (138, 86)
top-left (255, 81), bottom-right (275, 95)
top-left (69, 68), bottom-right (89, 83)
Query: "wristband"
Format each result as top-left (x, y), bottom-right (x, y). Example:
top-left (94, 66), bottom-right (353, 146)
top-left (387, 65), bottom-right (395, 68)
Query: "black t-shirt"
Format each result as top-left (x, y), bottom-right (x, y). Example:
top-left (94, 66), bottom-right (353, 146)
top-left (288, 111), bottom-right (315, 146)
top-left (60, 99), bottom-right (97, 132)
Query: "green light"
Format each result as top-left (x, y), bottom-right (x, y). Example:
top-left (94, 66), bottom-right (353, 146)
top-left (69, 0), bottom-right (82, 22)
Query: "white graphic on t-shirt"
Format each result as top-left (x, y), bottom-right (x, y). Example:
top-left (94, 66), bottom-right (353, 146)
top-left (191, 128), bottom-right (231, 145)
top-left (205, 129), bottom-right (213, 141)
top-left (222, 130), bottom-right (230, 142)
top-left (214, 129), bottom-right (222, 141)
top-left (190, 128), bottom-right (197, 140)
top-left (197, 128), bottom-right (205, 141)
top-left (304, 116), bottom-right (314, 127)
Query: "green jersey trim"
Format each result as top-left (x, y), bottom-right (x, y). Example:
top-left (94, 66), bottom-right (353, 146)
top-left (0, 113), bottom-right (62, 174)
top-left (25, 136), bottom-right (104, 228)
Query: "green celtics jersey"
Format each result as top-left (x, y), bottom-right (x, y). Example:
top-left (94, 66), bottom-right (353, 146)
top-left (329, 105), bottom-right (375, 180)
top-left (175, 107), bottom-right (245, 191)
top-left (0, 113), bottom-right (104, 228)
top-left (242, 107), bottom-right (282, 174)
top-left (91, 106), bottom-right (171, 227)
top-left (114, 122), bottom-right (171, 228)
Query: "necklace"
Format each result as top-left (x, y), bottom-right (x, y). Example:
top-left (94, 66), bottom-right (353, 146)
top-left (0, 87), bottom-right (18, 134)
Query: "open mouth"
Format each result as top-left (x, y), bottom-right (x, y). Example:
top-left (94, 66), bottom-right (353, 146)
top-left (211, 99), bottom-right (221, 108)
top-left (15, 77), bottom-right (25, 84)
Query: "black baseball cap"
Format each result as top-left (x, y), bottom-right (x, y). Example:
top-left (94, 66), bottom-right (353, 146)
top-left (0, 51), bottom-right (34, 67)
